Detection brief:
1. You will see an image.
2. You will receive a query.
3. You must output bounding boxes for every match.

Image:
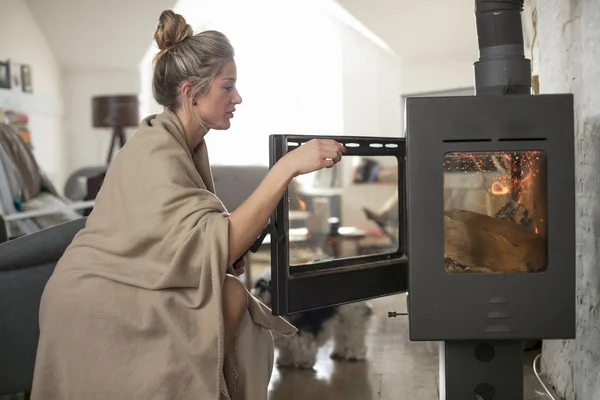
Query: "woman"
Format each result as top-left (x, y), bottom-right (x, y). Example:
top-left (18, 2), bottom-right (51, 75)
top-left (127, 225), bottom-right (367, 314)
top-left (31, 10), bottom-right (345, 400)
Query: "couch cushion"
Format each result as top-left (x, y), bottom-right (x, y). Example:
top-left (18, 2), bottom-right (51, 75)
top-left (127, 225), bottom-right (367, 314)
top-left (0, 218), bottom-right (86, 394)
top-left (0, 263), bottom-right (55, 394)
top-left (0, 218), bottom-right (86, 272)
top-left (0, 215), bottom-right (7, 244)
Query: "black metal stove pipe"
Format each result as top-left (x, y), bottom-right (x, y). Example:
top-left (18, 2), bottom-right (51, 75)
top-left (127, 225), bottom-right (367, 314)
top-left (474, 0), bottom-right (531, 95)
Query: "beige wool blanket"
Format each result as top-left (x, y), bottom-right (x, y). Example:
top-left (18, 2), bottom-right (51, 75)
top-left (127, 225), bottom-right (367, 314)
top-left (31, 110), bottom-right (296, 400)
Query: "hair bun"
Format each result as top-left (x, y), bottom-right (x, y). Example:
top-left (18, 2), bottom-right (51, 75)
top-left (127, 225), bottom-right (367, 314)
top-left (154, 10), bottom-right (193, 51)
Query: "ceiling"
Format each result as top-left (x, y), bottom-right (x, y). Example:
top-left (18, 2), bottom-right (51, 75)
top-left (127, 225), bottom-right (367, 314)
top-left (24, 0), bottom-right (479, 72)
top-left (336, 0), bottom-right (479, 64)
top-left (25, 0), bottom-right (176, 72)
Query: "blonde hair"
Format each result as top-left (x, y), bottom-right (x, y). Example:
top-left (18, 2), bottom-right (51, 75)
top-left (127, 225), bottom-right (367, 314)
top-left (152, 10), bottom-right (234, 113)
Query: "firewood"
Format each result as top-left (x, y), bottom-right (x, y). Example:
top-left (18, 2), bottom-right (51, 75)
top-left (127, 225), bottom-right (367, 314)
top-left (444, 209), bottom-right (546, 273)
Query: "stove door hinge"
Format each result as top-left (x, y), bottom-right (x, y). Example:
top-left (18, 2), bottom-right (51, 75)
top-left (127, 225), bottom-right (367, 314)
top-left (388, 293), bottom-right (410, 318)
top-left (388, 311), bottom-right (408, 318)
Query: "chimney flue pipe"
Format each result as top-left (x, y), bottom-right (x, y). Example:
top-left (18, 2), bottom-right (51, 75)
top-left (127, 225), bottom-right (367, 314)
top-left (474, 0), bottom-right (531, 95)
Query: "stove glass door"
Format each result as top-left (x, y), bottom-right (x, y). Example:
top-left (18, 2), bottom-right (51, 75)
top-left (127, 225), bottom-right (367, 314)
top-left (267, 134), bottom-right (408, 315)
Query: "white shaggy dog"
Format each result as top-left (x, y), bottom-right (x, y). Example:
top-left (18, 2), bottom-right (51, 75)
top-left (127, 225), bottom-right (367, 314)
top-left (253, 270), bottom-right (373, 369)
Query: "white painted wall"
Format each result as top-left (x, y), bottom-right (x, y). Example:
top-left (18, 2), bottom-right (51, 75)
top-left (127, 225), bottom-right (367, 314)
top-left (522, 0), bottom-right (540, 76)
top-left (338, 18), bottom-right (403, 139)
top-left (333, 10), bottom-right (403, 232)
top-left (63, 71), bottom-right (140, 174)
top-left (400, 60), bottom-right (475, 95)
top-left (0, 0), bottom-right (66, 190)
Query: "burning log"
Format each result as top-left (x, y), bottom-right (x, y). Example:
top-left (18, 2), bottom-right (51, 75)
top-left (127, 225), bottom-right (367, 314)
top-left (444, 208), bottom-right (546, 273)
top-left (495, 200), bottom-right (532, 226)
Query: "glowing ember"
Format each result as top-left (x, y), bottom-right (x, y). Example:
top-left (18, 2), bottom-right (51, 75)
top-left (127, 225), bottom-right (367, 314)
top-left (297, 196), bottom-right (307, 211)
top-left (491, 181), bottom-right (510, 195)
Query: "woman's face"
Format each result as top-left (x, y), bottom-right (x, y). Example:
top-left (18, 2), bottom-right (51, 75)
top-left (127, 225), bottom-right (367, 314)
top-left (194, 59), bottom-right (242, 130)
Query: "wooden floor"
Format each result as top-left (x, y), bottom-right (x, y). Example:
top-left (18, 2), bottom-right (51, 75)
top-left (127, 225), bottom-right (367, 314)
top-left (266, 293), bottom-right (551, 400)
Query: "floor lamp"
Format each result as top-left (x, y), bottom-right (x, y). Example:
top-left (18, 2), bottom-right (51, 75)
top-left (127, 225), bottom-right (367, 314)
top-left (85, 95), bottom-right (139, 205)
top-left (92, 95), bottom-right (139, 165)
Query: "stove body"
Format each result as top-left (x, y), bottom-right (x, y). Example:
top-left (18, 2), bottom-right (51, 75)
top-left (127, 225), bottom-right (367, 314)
top-left (406, 93), bottom-right (575, 341)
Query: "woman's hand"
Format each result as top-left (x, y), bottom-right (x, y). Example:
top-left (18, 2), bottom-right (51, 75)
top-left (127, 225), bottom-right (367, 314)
top-left (279, 139), bottom-right (346, 177)
top-left (233, 258), bottom-right (245, 276)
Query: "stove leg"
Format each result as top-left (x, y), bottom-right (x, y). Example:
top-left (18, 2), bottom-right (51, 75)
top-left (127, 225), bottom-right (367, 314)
top-left (438, 340), bottom-right (523, 400)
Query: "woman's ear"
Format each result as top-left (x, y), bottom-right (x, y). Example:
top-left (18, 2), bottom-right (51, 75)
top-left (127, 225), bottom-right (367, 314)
top-left (180, 81), bottom-right (194, 104)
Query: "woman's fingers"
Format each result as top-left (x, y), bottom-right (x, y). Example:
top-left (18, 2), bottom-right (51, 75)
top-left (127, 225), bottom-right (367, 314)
top-left (319, 144), bottom-right (343, 166)
top-left (321, 139), bottom-right (345, 155)
top-left (234, 259), bottom-right (245, 276)
top-left (282, 139), bottom-right (346, 176)
top-left (319, 140), bottom-right (343, 153)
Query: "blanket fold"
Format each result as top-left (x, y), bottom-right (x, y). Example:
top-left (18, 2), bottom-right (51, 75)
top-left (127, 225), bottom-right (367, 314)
top-left (31, 109), bottom-right (296, 400)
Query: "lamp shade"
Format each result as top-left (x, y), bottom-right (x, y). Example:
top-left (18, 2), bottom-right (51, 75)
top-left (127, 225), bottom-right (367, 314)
top-left (92, 95), bottom-right (139, 128)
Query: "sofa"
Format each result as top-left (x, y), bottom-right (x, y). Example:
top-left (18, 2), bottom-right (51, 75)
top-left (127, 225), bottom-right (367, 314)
top-left (0, 217), bottom-right (86, 397)
top-left (0, 215), bottom-right (7, 244)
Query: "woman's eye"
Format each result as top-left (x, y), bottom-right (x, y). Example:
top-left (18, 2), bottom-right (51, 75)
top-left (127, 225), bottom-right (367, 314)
top-left (224, 87), bottom-right (233, 92)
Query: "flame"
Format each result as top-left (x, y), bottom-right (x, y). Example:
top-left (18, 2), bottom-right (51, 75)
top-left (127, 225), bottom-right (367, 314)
top-left (445, 150), bottom-right (545, 236)
top-left (297, 196), bottom-right (307, 211)
top-left (490, 181), bottom-right (510, 195)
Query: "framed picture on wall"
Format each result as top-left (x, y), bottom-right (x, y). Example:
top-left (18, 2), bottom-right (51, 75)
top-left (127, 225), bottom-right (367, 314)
top-left (10, 61), bottom-right (22, 92)
top-left (0, 61), bottom-right (10, 89)
top-left (21, 64), bottom-right (32, 93)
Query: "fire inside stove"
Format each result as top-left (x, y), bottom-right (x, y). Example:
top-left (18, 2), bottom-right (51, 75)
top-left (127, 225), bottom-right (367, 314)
top-left (443, 150), bottom-right (548, 274)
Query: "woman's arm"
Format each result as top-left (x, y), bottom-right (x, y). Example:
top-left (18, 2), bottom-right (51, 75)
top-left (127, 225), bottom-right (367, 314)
top-left (226, 161), bottom-right (293, 266)
top-left (227, 139), bottom-right (345, 265)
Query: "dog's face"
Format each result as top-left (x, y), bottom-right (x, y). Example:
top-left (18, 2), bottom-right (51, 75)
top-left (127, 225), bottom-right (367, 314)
top-left (253, 276), bottom-right (272, 306)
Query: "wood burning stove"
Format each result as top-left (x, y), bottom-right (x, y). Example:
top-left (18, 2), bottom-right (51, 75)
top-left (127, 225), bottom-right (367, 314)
top-left (406, 93), bottom-right (575, 399)
top-left (261, 0), bottom-right (575, 399)
top-left (407, 94), bottom-right (575, 341)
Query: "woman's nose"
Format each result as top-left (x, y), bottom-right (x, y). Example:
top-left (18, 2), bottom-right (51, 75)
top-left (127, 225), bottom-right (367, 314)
top-left (234, 89), bottom-right (242, 104)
